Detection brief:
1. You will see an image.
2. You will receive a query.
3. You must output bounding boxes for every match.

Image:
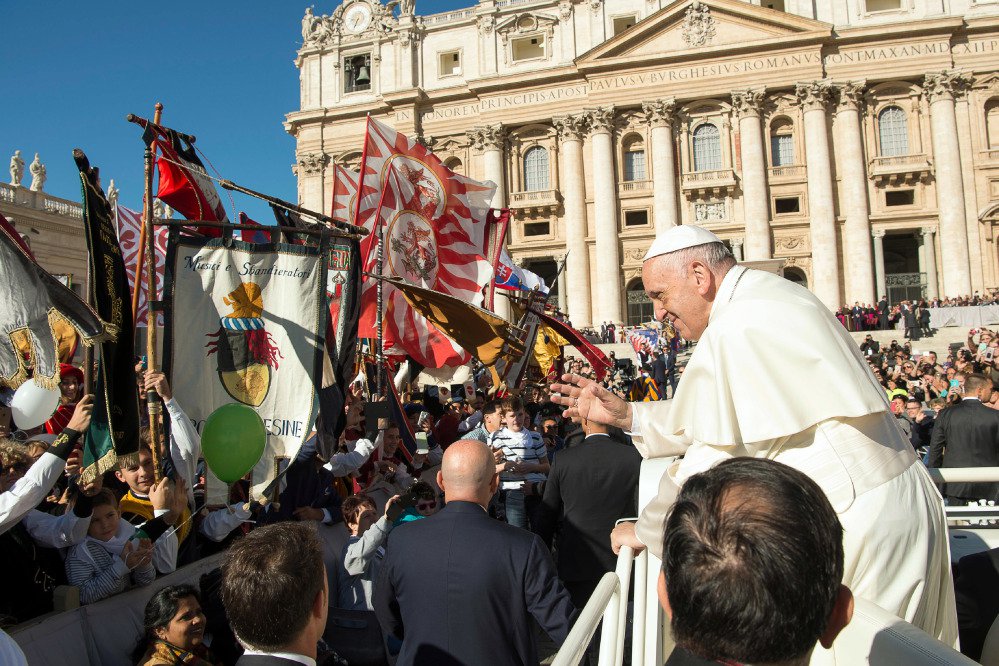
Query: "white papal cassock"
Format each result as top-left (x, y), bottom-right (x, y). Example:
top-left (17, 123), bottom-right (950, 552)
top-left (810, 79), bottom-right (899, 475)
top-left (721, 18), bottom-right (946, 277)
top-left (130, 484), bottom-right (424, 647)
top-left (631, 265), bottom-right (957, 646)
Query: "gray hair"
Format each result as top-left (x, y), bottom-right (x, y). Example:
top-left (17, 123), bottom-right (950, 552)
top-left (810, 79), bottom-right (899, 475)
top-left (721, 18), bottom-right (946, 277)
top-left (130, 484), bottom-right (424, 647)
top-left (658, 241), bottom-right (736, 277)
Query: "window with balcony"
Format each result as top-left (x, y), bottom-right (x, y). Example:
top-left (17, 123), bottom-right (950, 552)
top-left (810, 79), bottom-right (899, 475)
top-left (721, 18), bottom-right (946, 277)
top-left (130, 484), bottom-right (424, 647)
top-left (622, 136), bottom-right (647, 181)
top-left (512, 34), bottom-right (546, 62)
top-left (878, 106), bottom-right (909, 157)
top-left (344, 54), bottom-right (372, 93)
top-left (613, 15), bottom-right (637, 35)
top-left (770, 119), bottom-right (794, 166)
top-left (986, 99), bottom-right (999, 148)
top-left (523, 146), bottom-right (549, 191)
top-left (692, 123), bottom-right (722, 171)
top-left (439, 51), bottom-right (461, 77)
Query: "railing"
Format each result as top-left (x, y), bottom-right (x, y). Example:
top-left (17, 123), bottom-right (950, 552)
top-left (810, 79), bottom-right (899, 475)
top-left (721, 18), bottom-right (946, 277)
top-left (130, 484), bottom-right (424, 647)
top-left (620, 180), bottom-right (651, 192)
top-left (509, 189), bottom-right (560, 207)
top-left (498, 0), bottom-right (536, 6)
top-left (980, 149), bottom-right (999, 163)
top-left (0, 183), bottom-right (84, 219)
top-left (767, 165), bottom-right (806, 179)
top-left (680, 169), bottom-right (736, 187)
top-left (422, 8), bottom-right (476, 25)
top-left (869, 154), bottom-right (931, 170)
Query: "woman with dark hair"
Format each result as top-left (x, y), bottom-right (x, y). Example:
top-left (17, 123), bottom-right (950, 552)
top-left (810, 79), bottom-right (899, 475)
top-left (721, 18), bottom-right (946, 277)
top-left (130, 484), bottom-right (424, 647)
top-left (134, 584), bottom-right (216, 665)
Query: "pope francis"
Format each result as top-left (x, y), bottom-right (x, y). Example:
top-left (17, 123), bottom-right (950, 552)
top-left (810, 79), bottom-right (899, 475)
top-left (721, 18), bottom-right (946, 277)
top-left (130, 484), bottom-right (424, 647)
top-left (551, 225), bottom-right (957, 645)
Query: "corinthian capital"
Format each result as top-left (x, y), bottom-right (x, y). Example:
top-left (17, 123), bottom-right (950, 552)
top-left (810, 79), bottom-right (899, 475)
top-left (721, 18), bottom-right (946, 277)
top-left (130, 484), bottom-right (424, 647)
top-left (795, 80), bottom-right (833, 111)
top-left (466, 124), bottom-right (506, 151)
top-left (553, 114), bottom-right (589, 142)
top-left (835, 80), bottom-right (866, 112)
top-left (730, 88), bottom-right (766, 119)
top-left (923, 70), bottom-right (973, 103)
top-left (297, 152), bottom-right (329, 175)
top-left (641, 98), bottom-right (677, 128)
top-left (584, 106), bottom-right (616, 135)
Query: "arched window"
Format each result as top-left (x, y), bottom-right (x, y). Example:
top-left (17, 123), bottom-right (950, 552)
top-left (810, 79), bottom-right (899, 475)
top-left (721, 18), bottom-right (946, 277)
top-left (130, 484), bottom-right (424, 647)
top-left (986, 99), bottom-right (999, 148)
top-left (770, 118), bottom-right (794, 166)
top-left (692, 123), bottom-right (721, 171)
top-left (878, 106), bottom-right (909, 157)
top-left (622, 135), bottom-right (647, 181)
top-left (444, 157), bottom-right (464, 175)
top-left (783, 267), bottom-right (807, 288)
top-left (523, 146), bottom-right (549, 191)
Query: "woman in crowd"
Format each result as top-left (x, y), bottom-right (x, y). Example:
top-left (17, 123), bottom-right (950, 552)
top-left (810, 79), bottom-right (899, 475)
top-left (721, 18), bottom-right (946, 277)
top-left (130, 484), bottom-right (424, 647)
top-left (134, 584), bottom-right (217, 665)
top-left (44, 364), bottom-right (84, 435)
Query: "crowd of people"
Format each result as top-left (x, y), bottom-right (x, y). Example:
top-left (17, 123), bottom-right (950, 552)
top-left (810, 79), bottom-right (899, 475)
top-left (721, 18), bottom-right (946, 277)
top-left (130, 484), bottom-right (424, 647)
top-left (835, 291), bottom-right (999, 335)
top-left (4, 224), bottom-right (999, 665)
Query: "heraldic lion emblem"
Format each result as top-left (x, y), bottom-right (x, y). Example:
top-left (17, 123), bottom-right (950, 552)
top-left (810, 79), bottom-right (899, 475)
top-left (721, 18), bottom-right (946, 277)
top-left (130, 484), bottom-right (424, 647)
top-left (205, 282), bottom-right (283, 407)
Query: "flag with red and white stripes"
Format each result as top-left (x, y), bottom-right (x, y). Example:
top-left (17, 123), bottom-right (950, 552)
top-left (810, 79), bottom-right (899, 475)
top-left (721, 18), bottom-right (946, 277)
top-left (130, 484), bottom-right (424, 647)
top-left (354, 117), bottom-right (497, 368)
top-left (115, 204), bottom-right (168, 327)
top-left (331, 164), bottom-right (358, 225)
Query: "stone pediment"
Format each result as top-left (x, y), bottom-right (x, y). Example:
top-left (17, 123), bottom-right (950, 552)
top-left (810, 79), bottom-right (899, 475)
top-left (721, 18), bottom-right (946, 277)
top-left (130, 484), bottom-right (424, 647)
top-left (577, 0), bottom-right (831, 67)
top-left (496, 12), bottom-right (559, 39)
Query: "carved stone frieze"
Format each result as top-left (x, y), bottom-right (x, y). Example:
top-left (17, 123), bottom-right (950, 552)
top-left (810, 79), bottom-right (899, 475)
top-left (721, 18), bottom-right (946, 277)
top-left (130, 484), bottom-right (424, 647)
top-left (682, 1), bottom-right (716, 48)
top-left (553, 114), bottom-right (589, 142)
top-left (477, 15), bottom-right (495, 35)
top-left (794, 80), bottom-right (834, 111)
top-left (730, 88), bottom-right (766, 119)
top-left (624, 247), bottom-right (647, 262)
top-left (466, 124), bottom-right (506, 151)
top-left (297, 152), bottom-right (330, 175)
top-left (641, 98), bottom-right (677, 128)
top-left (558, 1), bottom-right (572, 22)
top-left (774, 235), bottom-right (809, 253)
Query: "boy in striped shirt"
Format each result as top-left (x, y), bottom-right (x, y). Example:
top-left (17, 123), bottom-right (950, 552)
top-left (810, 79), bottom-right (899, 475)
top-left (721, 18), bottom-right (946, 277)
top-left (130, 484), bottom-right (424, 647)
top-left (489, 398), bottom-right (550, 531)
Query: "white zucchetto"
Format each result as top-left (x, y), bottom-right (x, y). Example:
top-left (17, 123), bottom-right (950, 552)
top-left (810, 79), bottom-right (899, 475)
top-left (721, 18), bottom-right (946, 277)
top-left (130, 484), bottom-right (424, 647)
top-left (643, 225), bottom-right (723, 261)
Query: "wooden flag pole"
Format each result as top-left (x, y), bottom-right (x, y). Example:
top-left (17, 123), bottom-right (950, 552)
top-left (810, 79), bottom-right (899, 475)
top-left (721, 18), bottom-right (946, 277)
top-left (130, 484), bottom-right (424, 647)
top-left (131, 103), bottom-right (163, 329)
top-left (141, 102), bottom-right (164, 482)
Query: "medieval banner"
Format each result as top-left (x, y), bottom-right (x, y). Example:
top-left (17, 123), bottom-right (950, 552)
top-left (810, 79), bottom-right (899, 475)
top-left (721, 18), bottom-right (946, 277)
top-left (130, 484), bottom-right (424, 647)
top-left (164, 234), bottom-right (327, 505)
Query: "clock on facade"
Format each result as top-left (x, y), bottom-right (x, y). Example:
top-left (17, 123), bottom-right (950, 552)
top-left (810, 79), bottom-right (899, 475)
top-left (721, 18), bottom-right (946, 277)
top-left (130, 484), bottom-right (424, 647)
top-left (344, 1), bottom-right (373, 33)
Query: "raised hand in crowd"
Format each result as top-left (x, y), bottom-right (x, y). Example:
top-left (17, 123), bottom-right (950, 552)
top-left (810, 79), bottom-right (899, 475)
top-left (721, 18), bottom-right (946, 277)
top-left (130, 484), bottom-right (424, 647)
top-left (148, 477), bottom-right (173, 521)
top-left (144, 371), bottom-right (173, 401)
top-left (551, 373), bottom-right (632, 429)
top-left (66, 394), bottom-right (95, 432)
top-left (121, 538), bottom-right (154, 570)
top-left (169, 475), bottom-right (188, 523)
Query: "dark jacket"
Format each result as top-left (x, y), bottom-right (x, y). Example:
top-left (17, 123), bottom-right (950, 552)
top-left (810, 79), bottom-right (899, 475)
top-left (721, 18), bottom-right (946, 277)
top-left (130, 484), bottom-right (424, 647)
top-left (374, 501), bottom-right (577, 666)
top-left (535, 433), bottom-right (642, 583)
top-left (954, 547), bottom-right (999, 662)
top-left (928, 399), bottom-right (999, 500)
top-left (651, 355), bottom-right (668, 386)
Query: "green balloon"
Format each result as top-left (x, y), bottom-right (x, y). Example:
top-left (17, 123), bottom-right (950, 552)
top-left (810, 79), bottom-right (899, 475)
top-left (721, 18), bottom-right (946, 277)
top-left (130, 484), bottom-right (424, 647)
top-left (201, 404), bottom-right (267, 484)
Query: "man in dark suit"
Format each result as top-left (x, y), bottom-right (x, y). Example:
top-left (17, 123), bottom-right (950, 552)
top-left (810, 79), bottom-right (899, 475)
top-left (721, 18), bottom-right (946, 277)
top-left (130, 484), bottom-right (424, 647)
top-left (374, 439), bottom-right (576, 666)
top-left (954, 547), bottom-right (999, 662)
top-left (651, 351), bottom-right (669, 400)
top-left (878, 296), bottom-right (890, 330)
top-left (223, 522), bottom-right (330, 665)
top-left (928, 373), bottom-right (999, 503)
top-left (535, 418), bottom-right (641, 609)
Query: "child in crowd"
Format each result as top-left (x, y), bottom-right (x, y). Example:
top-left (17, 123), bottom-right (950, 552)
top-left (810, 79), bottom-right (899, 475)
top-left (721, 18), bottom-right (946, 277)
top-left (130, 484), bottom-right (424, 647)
top-left (337, 493), bottom-right (401, 611)
top-left (489, 397), bottom-right (549, 531)
top-left (65, 487), bottom-right (175, 604)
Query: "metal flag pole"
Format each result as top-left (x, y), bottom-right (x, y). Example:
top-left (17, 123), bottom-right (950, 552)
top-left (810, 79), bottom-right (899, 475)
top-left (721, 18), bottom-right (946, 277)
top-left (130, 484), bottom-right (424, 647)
top-left (141, 105), bottom-right (164, 482)
top-left (131, 103), bottom-right (163, 329)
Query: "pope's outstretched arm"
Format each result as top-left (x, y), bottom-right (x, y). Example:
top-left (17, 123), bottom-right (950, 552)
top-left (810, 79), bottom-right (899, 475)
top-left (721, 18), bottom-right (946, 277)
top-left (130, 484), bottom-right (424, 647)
top-left (550, 374), bottom-right (633, 429)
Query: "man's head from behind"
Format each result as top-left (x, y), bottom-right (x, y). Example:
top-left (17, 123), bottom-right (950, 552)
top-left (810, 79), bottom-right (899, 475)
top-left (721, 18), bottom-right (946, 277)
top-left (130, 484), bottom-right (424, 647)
top-left (437, 439), bottom-right (498, 509)
top-left (660, 458), bottom-right (852, 665)
top-left (222, 523), bottom-right (328, 656)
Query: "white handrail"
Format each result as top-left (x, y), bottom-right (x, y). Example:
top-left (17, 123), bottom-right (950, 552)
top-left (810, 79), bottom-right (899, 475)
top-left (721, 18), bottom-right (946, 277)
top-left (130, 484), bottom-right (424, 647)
top-left (926, 467), bottom-right (999, 483)
top-left (552, 572), bottom-right (620, 666)
top-left (598, 545), bottom-right (634, 666)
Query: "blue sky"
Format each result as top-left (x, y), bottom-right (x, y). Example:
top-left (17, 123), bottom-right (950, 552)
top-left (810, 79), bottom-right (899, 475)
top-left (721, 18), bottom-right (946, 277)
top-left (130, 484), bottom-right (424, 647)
top-left (0, 0), bottom-right (467, 222)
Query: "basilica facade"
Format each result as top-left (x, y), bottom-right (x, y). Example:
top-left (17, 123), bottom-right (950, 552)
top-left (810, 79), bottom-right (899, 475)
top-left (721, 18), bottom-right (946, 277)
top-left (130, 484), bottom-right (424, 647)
top-left (286, 0), bottom-right (999, 326)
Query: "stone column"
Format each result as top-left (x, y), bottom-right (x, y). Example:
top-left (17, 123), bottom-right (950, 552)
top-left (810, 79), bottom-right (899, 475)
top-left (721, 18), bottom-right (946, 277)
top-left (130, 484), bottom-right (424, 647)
top-left (556, 254), bottom-right (568, 314)
top-left (921, 227), bottom-right (939, 299)
top-left (954, 79), bottom-right (984, 293)
top-left (795, 81), bottom-right (841, 309)
top-left (586, 106), bottom-right (624, 324)
top-left (467, 124), bottom-right (510, 319)
top-left (835, 81), bottom-right (875, 306)
top-left (872, 229), bottom-right (887, 300)
top-left (731, 88), bottom-right (771, 260)
top-left (641, 98), bottom-right (679, 234)
top-left (731, 237), bottom-right (744, 262)
top-left (925, 71), bottom-right (973, 297)
top-left (553, 114), bottom-right (593, 327)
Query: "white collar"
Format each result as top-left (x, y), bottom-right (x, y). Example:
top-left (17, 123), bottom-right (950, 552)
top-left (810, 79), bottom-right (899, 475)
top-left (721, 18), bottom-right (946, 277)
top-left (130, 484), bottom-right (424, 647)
top-left (708, 265), bottom-right (745, 325)
top-left (240, 650), bottom-right (316, 666)
top-left (963, 397), bottom-right (980, 402)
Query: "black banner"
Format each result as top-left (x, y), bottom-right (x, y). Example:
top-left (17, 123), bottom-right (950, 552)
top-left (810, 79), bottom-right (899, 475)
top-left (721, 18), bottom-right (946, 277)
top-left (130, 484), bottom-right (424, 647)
top-left (74, 149), bottom-right (140, 480)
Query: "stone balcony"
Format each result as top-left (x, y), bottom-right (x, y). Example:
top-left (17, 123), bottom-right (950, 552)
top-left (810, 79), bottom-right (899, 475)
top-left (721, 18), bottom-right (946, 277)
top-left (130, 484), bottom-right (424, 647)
top-left (681, 168), bottom-right (737, 199)
top-left (509, 188), bottom-right (561, 214)
top-left (0, 182), bottom-right (83, 220)
top-left (619, 179), bottom-right (652, 196)
top-left (767, 164), bottom-right (806, 183)
top-left (868, 154), bottom-right (932, 187)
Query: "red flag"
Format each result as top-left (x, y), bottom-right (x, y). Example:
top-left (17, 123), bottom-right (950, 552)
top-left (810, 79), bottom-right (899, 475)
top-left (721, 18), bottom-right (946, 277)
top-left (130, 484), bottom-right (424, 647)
top-left (331, 164), bottom-right (359, 225)
top-left (237, 212), bottom-right (274, 243)
top-left (129, 116), bottom-right (230, 237)
top-left (537, 311), bottom-right (613, 381)
top-left (115, 204), bottom-right (168, 327)
top-left (484, 209), bottom-right (510, 311)
top-left (354, 117), bottom-right (497, 368)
